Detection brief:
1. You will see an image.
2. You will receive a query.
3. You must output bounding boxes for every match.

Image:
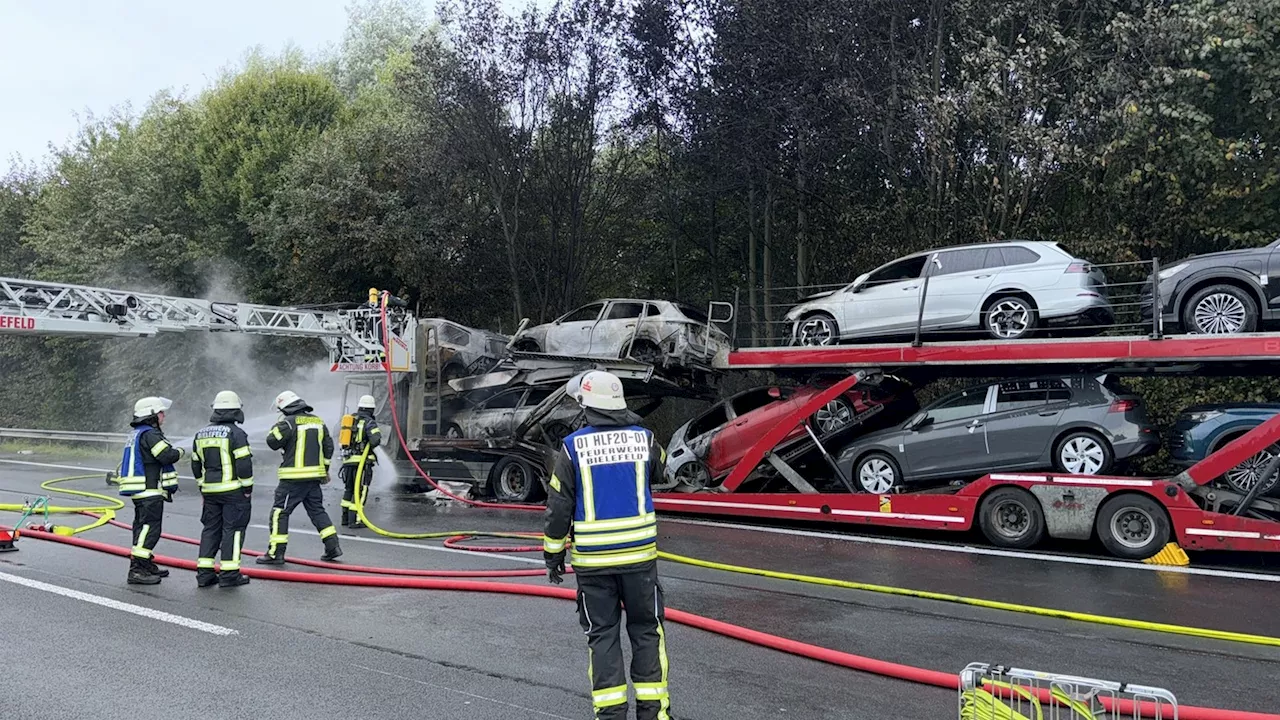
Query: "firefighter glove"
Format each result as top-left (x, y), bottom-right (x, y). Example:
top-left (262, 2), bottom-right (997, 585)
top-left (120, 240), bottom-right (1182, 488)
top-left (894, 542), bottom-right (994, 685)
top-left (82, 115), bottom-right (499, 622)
top-left (545, 551), bottom-right (566, 585)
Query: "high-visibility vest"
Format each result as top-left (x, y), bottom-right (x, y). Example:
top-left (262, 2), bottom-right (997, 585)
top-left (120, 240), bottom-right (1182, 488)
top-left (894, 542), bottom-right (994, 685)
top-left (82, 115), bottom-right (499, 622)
top-left (118, 427), bottom-right (177, 499)
top-left (562, 426), bottom-right (658, 569)
top-left (193, 423), bottom-right (253, 493)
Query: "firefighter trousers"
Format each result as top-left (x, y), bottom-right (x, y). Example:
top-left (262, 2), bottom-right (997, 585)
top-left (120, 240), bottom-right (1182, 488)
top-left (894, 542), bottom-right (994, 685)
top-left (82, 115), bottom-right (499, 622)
top-left (576, 564), bottom-right (672, 720)
top-left (197, 491), bottom-right (251, 580)
top-left (340, 462), bottom-right (372, 526)
top-left (266, 480), bottom-right (337, 558)
top-left (129, 496), bottom-right (165, 572)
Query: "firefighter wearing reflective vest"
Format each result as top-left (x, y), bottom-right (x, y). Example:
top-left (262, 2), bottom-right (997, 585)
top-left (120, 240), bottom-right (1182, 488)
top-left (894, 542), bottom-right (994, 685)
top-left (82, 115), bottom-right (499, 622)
top-left (191, 391), bottom-right (253, 588)
top-left (339, 394), bottom-right (382, 528)
top-left (118, 396), bottom-right (183, 585)
top-left (543, 371), bottom-right (673, 720)
top-left (257, 390), bottom-right (343, 564)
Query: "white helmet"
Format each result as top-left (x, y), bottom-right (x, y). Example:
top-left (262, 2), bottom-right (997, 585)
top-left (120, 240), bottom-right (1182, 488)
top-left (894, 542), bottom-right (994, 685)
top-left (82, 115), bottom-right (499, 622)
top-left (573, 371), bottom-right (626, 411)
top-left (133, 396), bottom-right (173, 419)
top-left (212, 390), bottom-right (243, 410)
top-left (358, 394), bottom-right (377, 410)
top-left (275, 390), bottom-right (302, 411)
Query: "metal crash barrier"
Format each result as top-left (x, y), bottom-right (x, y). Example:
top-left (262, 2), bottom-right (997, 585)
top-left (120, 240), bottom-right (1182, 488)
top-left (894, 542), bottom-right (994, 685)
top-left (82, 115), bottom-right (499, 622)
top-left (959, 663), bottom-right (1178, 720)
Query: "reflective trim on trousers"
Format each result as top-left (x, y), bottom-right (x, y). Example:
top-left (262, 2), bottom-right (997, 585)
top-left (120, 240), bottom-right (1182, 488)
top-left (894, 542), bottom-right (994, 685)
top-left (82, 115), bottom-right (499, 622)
top-left (592, 685), bottom-right (628, 709)
top-left (223, 530), bottom-right (243, 571)
top-left (197, 557), bottom-right (216, 569)
top-left (268, 507), bottom-right (286, 554)
top-left (132, 523), bottom-right (153, 559)
top-left (318, 525), bottom-right (337, 539)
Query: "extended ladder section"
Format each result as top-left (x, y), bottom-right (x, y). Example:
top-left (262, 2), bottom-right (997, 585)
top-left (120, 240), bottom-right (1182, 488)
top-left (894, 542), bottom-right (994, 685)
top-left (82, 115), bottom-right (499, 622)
top-left (0, 276), bottom-right (416, 373)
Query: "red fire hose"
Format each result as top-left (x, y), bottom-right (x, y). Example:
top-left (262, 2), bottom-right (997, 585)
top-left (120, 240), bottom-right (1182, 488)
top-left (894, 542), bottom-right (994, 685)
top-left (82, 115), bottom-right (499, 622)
top-left (17, 525), bottom-right (1278, 720)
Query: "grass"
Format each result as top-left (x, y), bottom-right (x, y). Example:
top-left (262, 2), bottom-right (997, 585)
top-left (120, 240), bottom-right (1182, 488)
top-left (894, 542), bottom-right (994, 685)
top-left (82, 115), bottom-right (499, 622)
top-left (0, 439), bottom-right (119, 460)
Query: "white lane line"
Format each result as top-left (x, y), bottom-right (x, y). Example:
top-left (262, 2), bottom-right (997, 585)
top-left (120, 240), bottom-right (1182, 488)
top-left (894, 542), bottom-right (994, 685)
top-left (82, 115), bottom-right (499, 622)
top-left (663, 517), bottom-right (1280, 583)
top-left (250, 525), bottom-right (545, 566)
top-left (356, 664), bottom-right (574, 719)
top-left (0, 570), bottom-right (237, 635)
top-left (0, 458), bottom-right (196, 480)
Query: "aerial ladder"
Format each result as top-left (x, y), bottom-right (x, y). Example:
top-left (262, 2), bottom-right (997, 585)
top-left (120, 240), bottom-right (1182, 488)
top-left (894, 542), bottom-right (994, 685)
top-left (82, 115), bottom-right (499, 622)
top-left (0, 276), bottom-right (417, 373)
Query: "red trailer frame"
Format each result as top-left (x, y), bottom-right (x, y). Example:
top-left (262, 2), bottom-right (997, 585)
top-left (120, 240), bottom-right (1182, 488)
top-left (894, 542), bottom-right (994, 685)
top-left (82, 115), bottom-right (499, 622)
top-left (654, 335), bottom-right (1280, 555)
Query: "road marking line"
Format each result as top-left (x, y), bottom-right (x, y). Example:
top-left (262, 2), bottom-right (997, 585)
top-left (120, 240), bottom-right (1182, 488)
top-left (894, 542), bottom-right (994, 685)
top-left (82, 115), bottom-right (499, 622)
top-left (355, 664), bottom-right (574, 719)
top-left (0, 570), bottom-right (237, 635)
top-left (0, 458), bottom-right (196, 480)
top-left (664, 518), bottom-right (1280, 583)
top-left (249, 525), bottom-right (545, 566)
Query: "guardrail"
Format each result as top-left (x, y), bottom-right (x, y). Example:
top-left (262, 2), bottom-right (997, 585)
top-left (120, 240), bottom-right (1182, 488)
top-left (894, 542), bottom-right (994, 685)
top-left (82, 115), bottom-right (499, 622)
top-left (0, 427), bottom-right (273, 452)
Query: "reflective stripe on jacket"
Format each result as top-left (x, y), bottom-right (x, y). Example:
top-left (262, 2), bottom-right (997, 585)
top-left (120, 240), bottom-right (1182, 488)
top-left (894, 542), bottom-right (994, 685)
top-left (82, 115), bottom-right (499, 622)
top-left (118, 425), bottom-right (180, 499)
top-left (267, 413), bottom-right (333, 481)
top-left (192, 421), bottom-right (254, 493)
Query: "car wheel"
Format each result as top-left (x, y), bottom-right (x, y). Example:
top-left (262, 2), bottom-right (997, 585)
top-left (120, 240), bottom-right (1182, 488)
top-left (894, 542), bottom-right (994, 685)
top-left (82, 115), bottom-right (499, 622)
top-left (674, 461), bottom-right (713, 491)
top-left (626, 340), bottom-right (663, 365)
top-left (1182, 284), bottom-right (1258, 335)
top-left (795, 313), bottom-right (838, 346)
top-left (1096, 494), bottom-right (1171, 560)
top-left (444, 424), bottom-right (464, 439)
top-left (512, 338), bottom-right (541, 352)
top-left (978, 487), bottom-right (1046, 549)
top-left (983, 295), bottom-right (1038, 340)
top-left (813, 397), bottom-right (856, 435)
top-left (1054, 431), bottom-right (1113, 475)
top-left (489, 456), bottom-right (543, 503)
top-left (855, 452), bottom-right (901, 493)
top-left (1222, 444), bottom-right (1280, 496)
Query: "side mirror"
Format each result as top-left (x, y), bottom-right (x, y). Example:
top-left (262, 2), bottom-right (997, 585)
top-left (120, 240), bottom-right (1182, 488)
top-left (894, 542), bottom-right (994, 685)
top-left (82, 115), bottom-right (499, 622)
top-left (850, 273), bottom-right (870, 293)
top-left (907, 412), bottom-right (932, 431)
top-left (767, 387), bottom-right (782, 399)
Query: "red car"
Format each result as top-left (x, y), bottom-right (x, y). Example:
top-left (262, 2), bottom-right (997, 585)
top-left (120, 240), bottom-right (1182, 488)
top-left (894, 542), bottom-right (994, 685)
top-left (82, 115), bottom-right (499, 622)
top-left (662, 377), bottom-right (917, 491)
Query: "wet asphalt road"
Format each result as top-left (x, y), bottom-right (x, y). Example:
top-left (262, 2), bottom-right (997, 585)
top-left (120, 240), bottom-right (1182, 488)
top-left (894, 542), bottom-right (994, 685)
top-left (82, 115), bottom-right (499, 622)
top-left (1, 454), bottom-right (1278, 719)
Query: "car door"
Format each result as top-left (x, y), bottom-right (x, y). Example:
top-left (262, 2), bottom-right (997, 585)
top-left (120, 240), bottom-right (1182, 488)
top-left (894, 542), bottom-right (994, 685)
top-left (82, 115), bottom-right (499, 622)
top-left (544, 303), bottom-right (605, 354)
top-left (981, 379), bottom-right (1068, 468)
top-left (922, 248), bottom-right (999, 328)
top-left (471, 388), bottom-right (525, 438)
top-left (591, 301), bottom-right (646, 356)
top-left (512, 386), bottom-right (556, 431)
top-left (901, 385), bottom-right (994, 479)
top-left (841, 255), bottom-right (929, 337)
top-left (1265, 241), bottom-right (1280, 313)
top-left (715, 387), bottom-right (795, 469)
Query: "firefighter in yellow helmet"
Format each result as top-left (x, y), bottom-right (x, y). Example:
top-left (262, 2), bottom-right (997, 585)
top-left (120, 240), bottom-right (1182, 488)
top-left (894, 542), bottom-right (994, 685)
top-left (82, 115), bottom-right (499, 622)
top-left (340, 394), bottom-right (382, 528)
top-left (191, 391), bottom-right (253, 588)
top-left (543, 371), bottom-right (673, 720)
top-left (258, 390), bottom-right (342, 564)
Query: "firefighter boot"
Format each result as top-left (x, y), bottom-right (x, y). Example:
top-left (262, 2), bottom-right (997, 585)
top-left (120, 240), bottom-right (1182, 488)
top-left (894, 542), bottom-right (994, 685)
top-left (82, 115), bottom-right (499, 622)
top-left (255, 545), bottom-right (287, 565)
top-left (196, 570), bottom-right (219, 588)
top-left (127, 559), bottom-right (161, 585)
top-left (218, 572), bottom-right (250, 588)
top-left (321, 536), bottom-right (343, 561)
top-left (145, 560), bottom-right (170, 578)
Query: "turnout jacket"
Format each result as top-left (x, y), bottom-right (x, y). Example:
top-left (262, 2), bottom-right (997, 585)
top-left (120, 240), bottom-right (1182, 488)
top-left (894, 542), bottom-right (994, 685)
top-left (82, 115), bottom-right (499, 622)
top-left (191, 409), bottom-right (254, 494)
top-left (342, 410), bottom-right (382, 466)
top-left (118, 419), bottom-right (182, 499)
top-left (543, 408), bottom-right (665, 575)
top-left (267, 400), bottom-right (335, 481)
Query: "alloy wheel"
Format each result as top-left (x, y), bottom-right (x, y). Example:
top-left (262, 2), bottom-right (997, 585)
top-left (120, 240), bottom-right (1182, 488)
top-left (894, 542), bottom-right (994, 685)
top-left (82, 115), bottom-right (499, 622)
top-left (814, 399), bottom-right (854, 434)
top-left (675, 462), bottom-right (711, 491)
top-left (1060, 436), bottom-right (1105, 474)
top-left (797, 316), bottom-right (836, 346)
top-left (1193, 293), bottom-right (1248, 334)
top-left (987, 299), bottom-right (1032, 339)
top-left (1224, 447), bottom-right (1280, 495)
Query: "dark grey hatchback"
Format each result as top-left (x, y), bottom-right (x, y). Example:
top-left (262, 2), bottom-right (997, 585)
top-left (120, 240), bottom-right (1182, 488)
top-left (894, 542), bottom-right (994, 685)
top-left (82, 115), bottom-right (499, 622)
top-left (837, 375), bottom-right (1158, 493)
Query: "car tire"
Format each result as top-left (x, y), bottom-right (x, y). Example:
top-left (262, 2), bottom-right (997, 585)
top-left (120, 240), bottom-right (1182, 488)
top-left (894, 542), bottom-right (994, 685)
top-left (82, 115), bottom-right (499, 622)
top-left (443, 424), bottom-right (464, 439)
top-left (982, 295), bottom-right (1038, 340)
top-left (512, 338), bottom-right (542, 352)
top-left (1054, 430), bottom-right (1113, 475)
top-left (1095, 494), bottom-right (1171, 560)
top-left (813, 396), bottom-right (856, 435)
top-left (626, 339), bottom-right (663, 365)
top-left (1220, 442), bottom-right (1280, 497)
top-left (978, 486), bottom-right (1046, 549)
top-left (795, 313), bottom-right (839, 346)
top-left (1182, 283), bottom-right (1258, 335)
top-left (854, 452), bottom-right (901, 494)
top-left (489, 456), bottom-right (544, 503)
top-left (673, 460), bottom-right (713, 492)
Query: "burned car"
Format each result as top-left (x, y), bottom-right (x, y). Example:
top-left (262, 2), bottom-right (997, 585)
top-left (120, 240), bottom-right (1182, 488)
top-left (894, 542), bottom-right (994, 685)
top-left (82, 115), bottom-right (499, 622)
top-left (443, 385), bottom-right (583, 444)
top-left (510, 299), bottom-right (729, 373)
top-left (419, 318), bottom-right (510, 381)
top-left (661, 376), bottom-right (918, 491)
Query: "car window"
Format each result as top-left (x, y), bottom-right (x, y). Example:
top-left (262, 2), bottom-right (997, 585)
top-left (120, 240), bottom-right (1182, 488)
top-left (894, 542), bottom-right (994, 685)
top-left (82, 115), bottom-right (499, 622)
top-left (995, 381), bottom-right (1048, 412)
top-left (731, 388), bottom-right (778, 416)
top-left (487, 338), bottom-right (508, 357)
top-left (687, 404), bottom-right (729, 438)
top-left (866, 256), bottom-right (927, 286)
top-left (644, 303), bottom-right (662, 317)
top-left (677, 303), bottom-right (708, 323)
top-left (438, 323), bottom-right (471, 346)
top-left (484, 390), bottom-right (524, 410)
top-left (607, 302), bottom-right (645, 320)
top-left (935, 248), bottom-right (988, 275)
top-left (523, 387), bottom-right (554, 406)
top-left (558, 304), bottom-right (604, 323)
top-left (1001, 246), bottom-right (1041, 266)
top-left (927, 387), bottom-right (988, 423)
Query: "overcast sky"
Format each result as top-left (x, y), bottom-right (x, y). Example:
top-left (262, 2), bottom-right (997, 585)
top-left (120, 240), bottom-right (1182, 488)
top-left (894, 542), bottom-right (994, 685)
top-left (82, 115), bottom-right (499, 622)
top-left (0, 0), bottom-right (352, 165)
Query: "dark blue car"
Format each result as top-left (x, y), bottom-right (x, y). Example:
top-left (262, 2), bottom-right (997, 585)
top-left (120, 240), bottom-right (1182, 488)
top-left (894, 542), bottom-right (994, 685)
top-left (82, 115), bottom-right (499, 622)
top-left (1169, 403), bottom-right (1280, 495)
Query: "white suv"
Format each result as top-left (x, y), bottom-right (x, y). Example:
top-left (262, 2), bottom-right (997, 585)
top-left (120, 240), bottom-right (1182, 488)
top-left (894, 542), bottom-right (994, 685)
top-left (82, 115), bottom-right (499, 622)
top-left (787, 241), bottom-right (1113, 345)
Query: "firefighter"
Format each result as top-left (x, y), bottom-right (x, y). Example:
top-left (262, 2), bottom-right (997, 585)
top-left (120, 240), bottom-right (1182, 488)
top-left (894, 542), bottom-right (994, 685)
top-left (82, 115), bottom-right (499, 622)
top-left (118, 396), bottom-right (183, 585)
top-left (191, 391), bottom-right (253, 588)
top-left (339, 394), bottom-right (382, 528)
top-left (543, 371), bottom-right (673, 720)
top-left (257, 390), bottom-right (343, 564)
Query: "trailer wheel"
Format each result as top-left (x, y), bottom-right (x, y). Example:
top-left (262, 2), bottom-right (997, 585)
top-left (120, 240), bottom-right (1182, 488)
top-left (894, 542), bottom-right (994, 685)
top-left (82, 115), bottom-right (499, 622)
top-left (489, 457), bottom-right (543, 503)
top-left (978, 487), bottom-right (1046, 549)
top-left (1096, 494), bottom-right (1170, 560)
